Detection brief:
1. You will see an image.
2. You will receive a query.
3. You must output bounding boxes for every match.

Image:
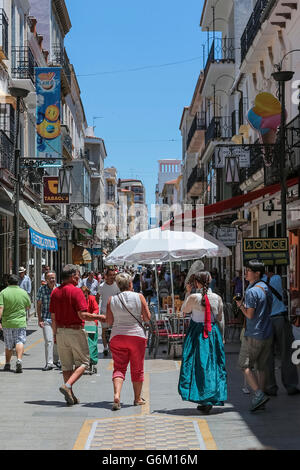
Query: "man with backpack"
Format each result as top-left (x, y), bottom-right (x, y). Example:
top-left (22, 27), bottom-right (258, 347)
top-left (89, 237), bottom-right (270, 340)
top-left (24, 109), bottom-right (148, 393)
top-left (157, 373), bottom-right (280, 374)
top-left (235, 260), bottom-right (273, 412)
top-left (262, 269), bottom-right (300, 396)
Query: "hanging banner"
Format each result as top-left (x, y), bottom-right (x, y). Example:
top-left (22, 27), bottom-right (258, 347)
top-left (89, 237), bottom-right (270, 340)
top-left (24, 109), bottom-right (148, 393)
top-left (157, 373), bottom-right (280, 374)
top-left (30, 228), bottom-right (58, 251)
top-left (36, 67), bottom-right (62, 167)
top-left (43, 176), bottom-right (69, 204)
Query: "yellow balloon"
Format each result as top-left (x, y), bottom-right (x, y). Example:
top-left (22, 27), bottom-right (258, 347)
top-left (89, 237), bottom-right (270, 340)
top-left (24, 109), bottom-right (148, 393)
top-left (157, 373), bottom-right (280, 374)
top-left (253, 92), bottom-right (281, 118)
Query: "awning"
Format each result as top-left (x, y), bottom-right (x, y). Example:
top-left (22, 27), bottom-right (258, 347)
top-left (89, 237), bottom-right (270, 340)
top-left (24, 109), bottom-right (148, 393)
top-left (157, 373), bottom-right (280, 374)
top-left (72, 245), bottom-right (92, 265)
top-left (162, 177), bottom-right (300, 229)
top-left (1, 186), bottom-right (58, 251)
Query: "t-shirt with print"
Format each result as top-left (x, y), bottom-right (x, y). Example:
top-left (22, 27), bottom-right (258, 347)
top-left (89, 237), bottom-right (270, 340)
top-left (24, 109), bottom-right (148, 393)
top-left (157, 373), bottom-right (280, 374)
top-left (244, 281), bottom-right (273, 340)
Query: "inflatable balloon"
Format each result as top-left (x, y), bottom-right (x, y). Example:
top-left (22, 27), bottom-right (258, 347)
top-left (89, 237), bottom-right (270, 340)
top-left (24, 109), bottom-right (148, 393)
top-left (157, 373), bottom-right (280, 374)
top-left (247, 92), bottom-right (283, 144)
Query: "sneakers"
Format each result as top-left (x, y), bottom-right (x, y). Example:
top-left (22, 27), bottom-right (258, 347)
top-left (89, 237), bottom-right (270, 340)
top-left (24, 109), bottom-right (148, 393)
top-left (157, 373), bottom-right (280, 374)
top-left (59, 385), bottom-right (74, 406)
top-left (3, 363), bottom-right (10, 371)
top-left (250, 392), bottom-right (269, 412)
top-left (54, 361), bottom-right (61, 369)
top-left (15, 360), bottom-right (23, 374)
top-left (42, 364), bottom-right (54, 371)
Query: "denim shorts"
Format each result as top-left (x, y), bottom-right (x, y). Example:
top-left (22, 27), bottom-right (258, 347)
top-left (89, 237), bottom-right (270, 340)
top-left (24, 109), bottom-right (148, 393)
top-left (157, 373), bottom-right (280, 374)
top-left (3, 328), bottom-right (27, 350)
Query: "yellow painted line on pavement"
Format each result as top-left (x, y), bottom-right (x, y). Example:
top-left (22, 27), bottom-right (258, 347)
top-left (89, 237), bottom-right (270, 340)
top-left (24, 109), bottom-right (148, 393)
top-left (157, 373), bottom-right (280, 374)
top-left (107, 360), bottom-right (113, 371)
top-left (197, 419), bottom-right (218, 450)
top-left (0, 338), bottom-right (44, 365)
top-left (24, 338), bottom-right (44, 353)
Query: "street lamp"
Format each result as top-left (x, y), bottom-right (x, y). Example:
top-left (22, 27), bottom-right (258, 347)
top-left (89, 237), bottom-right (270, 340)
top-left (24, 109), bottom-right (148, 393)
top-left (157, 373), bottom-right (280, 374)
top-left (9, 86), bottom-right (30, 275)
top-left (271, 70), bottom-right (294, 238)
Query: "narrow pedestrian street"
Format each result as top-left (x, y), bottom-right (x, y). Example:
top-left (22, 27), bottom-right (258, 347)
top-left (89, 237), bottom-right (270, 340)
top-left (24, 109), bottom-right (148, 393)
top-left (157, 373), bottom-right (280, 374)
top-left (0, 317), bottom-right (299, 451)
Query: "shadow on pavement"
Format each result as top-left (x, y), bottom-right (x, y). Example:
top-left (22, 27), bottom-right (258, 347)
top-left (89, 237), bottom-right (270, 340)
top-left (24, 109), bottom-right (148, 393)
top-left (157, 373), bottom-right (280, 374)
top-left (24, 400), bottom-right (66, 407)
top-left (81, 401), bottom-right (132, 410)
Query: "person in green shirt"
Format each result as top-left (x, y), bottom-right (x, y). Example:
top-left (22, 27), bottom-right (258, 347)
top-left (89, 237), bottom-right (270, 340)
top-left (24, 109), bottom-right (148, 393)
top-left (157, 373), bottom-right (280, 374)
top-left (0, 274), bottom-right (31, 373)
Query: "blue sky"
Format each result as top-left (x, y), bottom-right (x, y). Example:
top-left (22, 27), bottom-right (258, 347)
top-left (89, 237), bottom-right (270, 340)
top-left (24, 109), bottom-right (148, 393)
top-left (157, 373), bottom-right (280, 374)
top-left (64, 0), bottom-right (206, 207)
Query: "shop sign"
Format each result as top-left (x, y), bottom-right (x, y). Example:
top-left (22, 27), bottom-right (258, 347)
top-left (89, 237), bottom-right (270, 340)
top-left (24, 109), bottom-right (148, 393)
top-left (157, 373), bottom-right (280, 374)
top-left (243, 237), bottom-right (289, 266)
top-left (214, 146), bottom-right (250, 169)
top-left (30, 228), bottom-right (58, 251)
top-left (217, 227), bottom-right (237, 247)
top-left (43, 176), bottom-right (69, 204)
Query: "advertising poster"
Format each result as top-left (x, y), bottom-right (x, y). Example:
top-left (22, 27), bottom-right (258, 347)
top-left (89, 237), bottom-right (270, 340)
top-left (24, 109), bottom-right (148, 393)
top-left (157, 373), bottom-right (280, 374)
top-left (36, 67), bottom-right (61, 166)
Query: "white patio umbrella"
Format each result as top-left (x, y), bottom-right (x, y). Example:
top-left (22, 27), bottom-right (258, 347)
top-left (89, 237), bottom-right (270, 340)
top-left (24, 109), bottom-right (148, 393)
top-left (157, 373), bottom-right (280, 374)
top-left (105, 228), bottom-right (220, 311)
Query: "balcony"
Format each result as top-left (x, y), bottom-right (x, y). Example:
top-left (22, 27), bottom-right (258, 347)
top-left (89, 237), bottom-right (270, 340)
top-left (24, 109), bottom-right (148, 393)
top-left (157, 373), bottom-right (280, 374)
top-left (0, 9), bottom-right (8, 60)
top-left (11, 46), bottom-right (36, 91)
top-left (240, 0), bottom-right (270, 64)
top-left (187, 166), bottom-right (206, 197)
top-left (0, 129), bottom-right (14, 185)
top-left (186, 112), bottom-right (206, 153)
top-left (201, 38), bottom-right (235, 97)
top-left (0, 103), bottom-right (15, 141)
top-left (205, 116), bottom-right (234, 145)
top-left (61, 124), bottom-right (72, 160)
top-left (49, 45), bottom-right (72, 95)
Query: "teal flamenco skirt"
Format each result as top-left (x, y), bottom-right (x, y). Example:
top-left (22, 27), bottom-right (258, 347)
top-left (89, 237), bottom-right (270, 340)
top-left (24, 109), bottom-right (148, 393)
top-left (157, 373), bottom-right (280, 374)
top-left (178, 320), bottom-right (227, 406)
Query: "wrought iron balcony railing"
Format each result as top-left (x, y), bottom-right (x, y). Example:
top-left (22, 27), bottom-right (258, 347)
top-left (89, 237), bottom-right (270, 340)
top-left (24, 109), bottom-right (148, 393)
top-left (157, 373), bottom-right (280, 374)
top-left (0, 103), bottom-right (15, 141)
top-left (186, 112), bottom-right (206, 151)
top-left (0, 129), bottom-right (14, 173)
top-left (204, 38), bottom-right (235, 79)
top-left (11, 46), bottom-right (36, 82)
top-left (187, 166), bottom-right (205, 195)
top-left (240, 0), bottom-right (269, 64)
top-left (0, 9), bottom-right (8, 60)
top-left (205, 116), bottom-right (234, 145)
top-left (50, 45), bottom-right (71, 86)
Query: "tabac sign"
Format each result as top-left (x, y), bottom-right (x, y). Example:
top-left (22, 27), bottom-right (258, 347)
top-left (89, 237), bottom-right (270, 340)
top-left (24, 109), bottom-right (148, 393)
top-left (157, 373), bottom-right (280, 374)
top-left (43, 176), bottom-right (69, 204)
top-left (243, 238), bottom-right (289, 266)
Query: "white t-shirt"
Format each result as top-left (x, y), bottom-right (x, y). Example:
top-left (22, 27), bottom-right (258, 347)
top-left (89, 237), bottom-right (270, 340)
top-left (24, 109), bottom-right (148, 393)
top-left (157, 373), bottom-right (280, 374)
top-left (98, 282), bottom-right (120, 314)
top-left (109, 291), bottom-right (146, 340)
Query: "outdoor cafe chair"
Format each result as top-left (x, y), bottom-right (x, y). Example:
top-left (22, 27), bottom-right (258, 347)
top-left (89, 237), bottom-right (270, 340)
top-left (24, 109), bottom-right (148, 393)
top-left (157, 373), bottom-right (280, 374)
top-left (148, 309), bottom-right (168, 358)
top-left (163, 316), bottom-right (185, 358)
top-left (224, 302), bottom-right (243, 343)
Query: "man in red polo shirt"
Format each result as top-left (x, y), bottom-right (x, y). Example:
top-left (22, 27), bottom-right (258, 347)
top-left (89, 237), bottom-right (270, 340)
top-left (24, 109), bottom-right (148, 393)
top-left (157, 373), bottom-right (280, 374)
top-left (50, 264), bottom-right (105, 406)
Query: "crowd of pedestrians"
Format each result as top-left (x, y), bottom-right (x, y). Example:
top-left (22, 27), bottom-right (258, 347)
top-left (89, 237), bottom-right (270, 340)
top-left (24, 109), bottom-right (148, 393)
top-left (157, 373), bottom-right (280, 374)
top-left (0, 258), bottom-right (299, 414)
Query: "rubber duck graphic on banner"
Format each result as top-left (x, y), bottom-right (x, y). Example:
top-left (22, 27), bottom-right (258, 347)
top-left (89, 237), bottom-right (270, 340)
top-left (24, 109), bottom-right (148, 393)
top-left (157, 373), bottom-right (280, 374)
top-left (36, 68), bottom-right (61, 167)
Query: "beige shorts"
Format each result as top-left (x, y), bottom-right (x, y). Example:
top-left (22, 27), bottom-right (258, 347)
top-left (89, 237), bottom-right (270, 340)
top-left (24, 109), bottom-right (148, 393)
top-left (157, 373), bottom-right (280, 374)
top-left (238, 335), bottom-right (272, 371)
top-left (56, 328), bottom-right (90, 371)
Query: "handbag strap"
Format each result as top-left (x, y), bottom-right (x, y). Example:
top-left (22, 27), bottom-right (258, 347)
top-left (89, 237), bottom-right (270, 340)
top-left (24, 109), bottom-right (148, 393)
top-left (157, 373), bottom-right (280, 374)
top-left (117, 293), bottom-right (145, 331)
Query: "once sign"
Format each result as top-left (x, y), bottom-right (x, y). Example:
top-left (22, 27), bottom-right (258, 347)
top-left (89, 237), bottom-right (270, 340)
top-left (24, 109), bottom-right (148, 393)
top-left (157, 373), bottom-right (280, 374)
top-left (243, 238), bottom-right (288, 252)
top-left (243, 238), bottom-right (289, 266)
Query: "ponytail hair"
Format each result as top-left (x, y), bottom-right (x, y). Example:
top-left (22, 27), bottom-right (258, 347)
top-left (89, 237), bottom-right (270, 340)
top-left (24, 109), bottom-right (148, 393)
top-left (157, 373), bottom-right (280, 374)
top-left (194, 271), bottom-right (212, 338)
top-left (194, 271), bottom-right (212, 307)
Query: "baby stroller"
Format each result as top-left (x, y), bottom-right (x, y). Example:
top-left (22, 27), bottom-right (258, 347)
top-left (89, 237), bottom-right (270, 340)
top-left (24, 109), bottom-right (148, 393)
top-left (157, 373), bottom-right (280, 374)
top-left (84, 321), bottom-right (99, 375)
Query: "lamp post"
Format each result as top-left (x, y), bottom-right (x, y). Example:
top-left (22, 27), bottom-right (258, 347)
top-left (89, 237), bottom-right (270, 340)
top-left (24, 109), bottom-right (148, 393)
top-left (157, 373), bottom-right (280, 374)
top-left (9, 87), bottom-right (30, 275)
top-left (271, 70), bottom-right (294, 238)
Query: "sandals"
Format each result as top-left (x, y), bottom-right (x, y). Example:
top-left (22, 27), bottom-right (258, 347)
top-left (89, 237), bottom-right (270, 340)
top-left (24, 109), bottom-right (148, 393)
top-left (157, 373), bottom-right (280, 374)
top-left (112, 401), bottom-right (121, 411)
top-left (134, 397), bottom-right (146, 406)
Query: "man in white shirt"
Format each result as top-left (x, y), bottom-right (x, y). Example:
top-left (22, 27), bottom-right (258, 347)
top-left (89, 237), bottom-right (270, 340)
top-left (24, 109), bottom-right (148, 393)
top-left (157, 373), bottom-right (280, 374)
top-left (81, 271), bottom-right (99, 296)
top-left (98, 268), bottom-right (120, 356)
